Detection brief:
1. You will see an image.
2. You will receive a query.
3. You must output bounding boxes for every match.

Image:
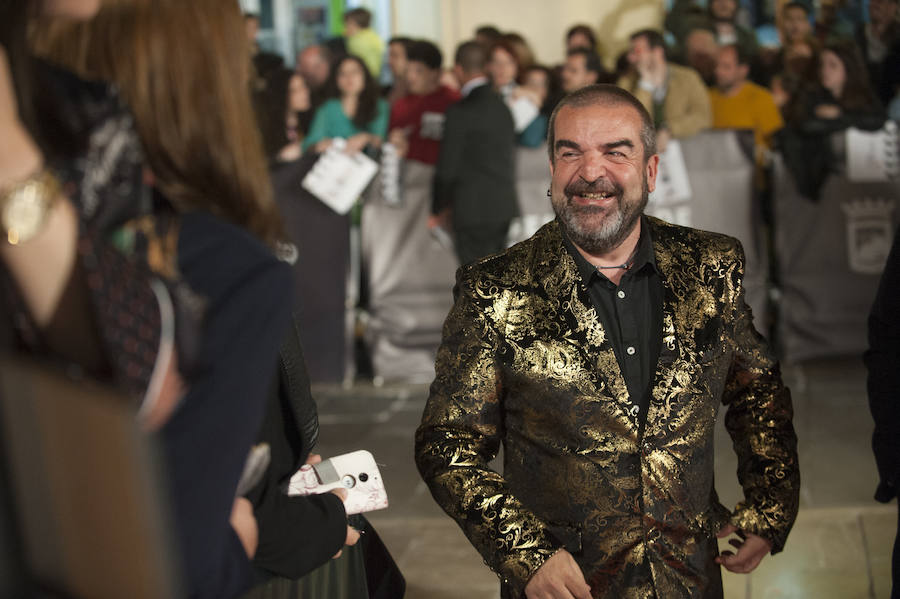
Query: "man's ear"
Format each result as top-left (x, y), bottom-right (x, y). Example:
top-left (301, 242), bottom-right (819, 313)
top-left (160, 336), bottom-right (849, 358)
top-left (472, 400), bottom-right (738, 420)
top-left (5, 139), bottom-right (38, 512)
top-left (452, 64), bottom-right (464, 85)
top-left (645, 153), bottom-right (660, 194)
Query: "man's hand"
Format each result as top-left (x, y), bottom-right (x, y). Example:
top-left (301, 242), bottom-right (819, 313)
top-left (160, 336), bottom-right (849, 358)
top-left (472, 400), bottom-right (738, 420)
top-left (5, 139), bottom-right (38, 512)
top-left (427, 209), bottom-right (451, 230)
top-left (524, 549), bottom-right (592, 599)
top-left (715, 524), bottom-right (772, 573)
top-left (388, 128), bottom-right (409, 157)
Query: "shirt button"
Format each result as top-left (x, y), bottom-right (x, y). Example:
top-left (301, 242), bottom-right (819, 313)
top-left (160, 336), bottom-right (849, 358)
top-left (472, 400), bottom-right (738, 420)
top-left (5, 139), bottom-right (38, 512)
top-left (626, 346), bottom-right (636, 356)
top-left (617, 290), bottom-right (626, 299)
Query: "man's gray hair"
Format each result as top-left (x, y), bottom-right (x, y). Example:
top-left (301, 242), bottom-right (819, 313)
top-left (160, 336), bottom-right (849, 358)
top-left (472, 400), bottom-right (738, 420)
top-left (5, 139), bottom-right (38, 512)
top-left (547, 84), bottom-right (657, 164)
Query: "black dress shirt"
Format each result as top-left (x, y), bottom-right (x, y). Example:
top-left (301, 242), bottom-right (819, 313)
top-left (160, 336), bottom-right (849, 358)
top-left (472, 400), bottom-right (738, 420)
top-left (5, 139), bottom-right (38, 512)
top-left (561, 216), bottom-right (664, 433)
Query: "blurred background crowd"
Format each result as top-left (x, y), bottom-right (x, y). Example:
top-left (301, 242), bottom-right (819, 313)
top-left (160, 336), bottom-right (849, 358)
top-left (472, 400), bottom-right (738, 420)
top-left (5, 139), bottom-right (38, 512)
top-left (242, 0), bottom-right (900, 386)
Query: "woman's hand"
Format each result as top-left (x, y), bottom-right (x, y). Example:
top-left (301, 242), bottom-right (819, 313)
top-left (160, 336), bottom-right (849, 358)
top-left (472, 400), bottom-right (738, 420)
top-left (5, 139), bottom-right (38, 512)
top-left (314, 138), bottom-right (334, 153)
top-left (344, 132), bottom-right (372, 154)
top-left (328, 487), bottom-right (361, 559)
top-left (306, 454), bottom-right (361, 559)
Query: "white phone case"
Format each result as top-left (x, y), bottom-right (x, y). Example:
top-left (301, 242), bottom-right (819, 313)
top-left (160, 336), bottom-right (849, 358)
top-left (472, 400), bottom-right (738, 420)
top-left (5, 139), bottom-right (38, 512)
top-left (286, 450), bottom-right (388, 514)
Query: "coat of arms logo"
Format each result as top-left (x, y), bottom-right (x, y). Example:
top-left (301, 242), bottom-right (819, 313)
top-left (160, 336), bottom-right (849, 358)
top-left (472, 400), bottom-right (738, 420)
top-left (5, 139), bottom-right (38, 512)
top-left (842, 198), bottom-right (895, 274)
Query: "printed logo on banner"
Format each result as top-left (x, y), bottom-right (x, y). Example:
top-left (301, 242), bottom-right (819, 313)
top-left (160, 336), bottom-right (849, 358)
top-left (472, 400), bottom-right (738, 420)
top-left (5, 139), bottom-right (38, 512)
top-left (646, 140), bottom-right (693, 226)
top-left (842, 198), bottom-right (895, 274)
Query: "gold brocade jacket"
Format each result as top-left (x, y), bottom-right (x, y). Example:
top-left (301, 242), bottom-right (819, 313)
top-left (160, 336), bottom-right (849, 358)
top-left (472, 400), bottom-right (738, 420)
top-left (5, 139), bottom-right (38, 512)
top-left (414, 218), bottom-right (800, 599)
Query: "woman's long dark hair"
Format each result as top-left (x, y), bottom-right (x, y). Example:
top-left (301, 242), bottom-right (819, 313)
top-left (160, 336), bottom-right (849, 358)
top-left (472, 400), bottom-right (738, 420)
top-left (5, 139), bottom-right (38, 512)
top-left (324, 54), bottom-right (379, 130)
top-left (823, 40), bottom-right (882, 114)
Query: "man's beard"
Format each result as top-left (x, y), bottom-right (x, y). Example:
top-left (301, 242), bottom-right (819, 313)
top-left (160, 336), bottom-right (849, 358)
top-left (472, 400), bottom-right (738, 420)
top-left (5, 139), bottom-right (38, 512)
top-left (552, 175), bottom-right (648, 255)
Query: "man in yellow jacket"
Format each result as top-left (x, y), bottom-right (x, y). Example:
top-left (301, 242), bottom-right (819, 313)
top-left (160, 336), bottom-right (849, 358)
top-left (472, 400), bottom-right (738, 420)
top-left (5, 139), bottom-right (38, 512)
top-left (344, 7), bottom-right (384, 79)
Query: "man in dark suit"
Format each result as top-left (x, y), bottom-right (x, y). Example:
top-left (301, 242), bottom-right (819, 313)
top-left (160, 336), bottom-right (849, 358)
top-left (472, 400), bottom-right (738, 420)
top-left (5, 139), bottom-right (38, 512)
top-left (416, 85), bottom-right (800, 598)
top-left (431, 40), bottom-right (519, 266)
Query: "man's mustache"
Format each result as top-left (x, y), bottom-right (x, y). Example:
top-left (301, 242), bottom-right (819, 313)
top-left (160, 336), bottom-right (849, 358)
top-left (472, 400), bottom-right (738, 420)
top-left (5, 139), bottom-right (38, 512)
top-left (564, 179), bottom-right (622, 198)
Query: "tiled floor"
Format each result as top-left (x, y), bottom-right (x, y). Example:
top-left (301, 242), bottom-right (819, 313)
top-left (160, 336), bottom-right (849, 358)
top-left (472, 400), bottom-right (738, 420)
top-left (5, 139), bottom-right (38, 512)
top-left (311, 357), bottom-right (896, 598)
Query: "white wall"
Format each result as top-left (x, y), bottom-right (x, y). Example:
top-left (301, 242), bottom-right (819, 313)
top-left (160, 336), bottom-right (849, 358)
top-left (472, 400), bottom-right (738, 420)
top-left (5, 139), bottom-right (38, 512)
top-left (254, 0), bottom-right (666, 70)
top-left (392, 0), bottom-right (444, 48)
top-left (394, 0), bottom-right (664, 69)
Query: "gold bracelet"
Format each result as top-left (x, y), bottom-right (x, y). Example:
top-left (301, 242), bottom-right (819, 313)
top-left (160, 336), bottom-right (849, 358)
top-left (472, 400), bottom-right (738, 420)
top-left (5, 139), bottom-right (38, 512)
top-left (1, 169), bottom-right (62, 245)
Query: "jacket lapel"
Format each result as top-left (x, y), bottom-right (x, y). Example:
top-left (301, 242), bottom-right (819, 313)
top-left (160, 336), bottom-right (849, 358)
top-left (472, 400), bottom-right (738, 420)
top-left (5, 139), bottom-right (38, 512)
top-left (533, 222), bottom-right (638, 434)
top-left (643, 218), bottom-right (697, 441)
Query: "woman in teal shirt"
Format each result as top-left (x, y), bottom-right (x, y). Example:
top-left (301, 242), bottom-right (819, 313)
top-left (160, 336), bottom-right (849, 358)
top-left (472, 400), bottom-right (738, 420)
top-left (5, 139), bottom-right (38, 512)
top-left (302, 54), bottom-right (389, 154)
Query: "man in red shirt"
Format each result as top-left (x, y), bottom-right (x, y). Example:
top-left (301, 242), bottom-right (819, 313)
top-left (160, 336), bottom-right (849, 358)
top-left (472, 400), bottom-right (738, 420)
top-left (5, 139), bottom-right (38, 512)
top-left (388, 40), bottom-right (461, 166)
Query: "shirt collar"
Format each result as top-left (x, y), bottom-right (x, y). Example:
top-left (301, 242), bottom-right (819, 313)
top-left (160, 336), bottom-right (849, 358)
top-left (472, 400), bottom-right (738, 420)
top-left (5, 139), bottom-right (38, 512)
top-left (460, 76), bottom-right (488, 98)
top-left (560, 215), bottom-right (658, 285)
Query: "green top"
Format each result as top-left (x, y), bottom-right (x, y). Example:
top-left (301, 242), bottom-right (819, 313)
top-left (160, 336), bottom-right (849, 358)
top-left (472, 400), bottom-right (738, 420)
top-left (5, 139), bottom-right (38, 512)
top-left (302, 98), bottom-right (389, 151)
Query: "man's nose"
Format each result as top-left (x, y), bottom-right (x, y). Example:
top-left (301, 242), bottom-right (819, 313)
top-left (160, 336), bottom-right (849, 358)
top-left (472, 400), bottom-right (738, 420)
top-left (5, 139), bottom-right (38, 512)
top-left (579, 151), bottom-right (607, 182)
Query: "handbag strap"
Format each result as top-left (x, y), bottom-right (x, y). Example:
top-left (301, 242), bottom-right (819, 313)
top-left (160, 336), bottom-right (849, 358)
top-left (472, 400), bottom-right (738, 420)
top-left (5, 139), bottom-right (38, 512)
top-left (278, 317), bottom-right (319, 466)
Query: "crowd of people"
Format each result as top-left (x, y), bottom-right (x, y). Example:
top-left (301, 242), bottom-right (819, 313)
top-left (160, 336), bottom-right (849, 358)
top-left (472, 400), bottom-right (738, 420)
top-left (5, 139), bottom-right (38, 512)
top-left (0, 0), bottom-right (898, 598)
top-left (249, 1), bottom-right (896, 267)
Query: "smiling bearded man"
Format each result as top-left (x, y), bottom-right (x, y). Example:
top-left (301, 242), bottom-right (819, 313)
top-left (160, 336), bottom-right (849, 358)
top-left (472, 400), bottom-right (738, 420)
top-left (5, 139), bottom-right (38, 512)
top-left (416, 84), bottom-right (799, 599)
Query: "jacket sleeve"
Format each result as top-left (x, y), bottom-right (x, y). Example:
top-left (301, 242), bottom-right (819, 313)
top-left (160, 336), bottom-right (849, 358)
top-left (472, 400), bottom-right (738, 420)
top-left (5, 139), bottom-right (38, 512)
top-left (721, 240), bottom-right (800, 554)
top-left (414, 267), bottom-right (561, 598)
top-left (251, 486), bottom-right (347, 579)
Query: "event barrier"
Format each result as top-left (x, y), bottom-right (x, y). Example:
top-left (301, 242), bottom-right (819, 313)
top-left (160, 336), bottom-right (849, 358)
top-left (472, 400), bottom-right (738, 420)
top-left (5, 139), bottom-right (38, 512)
top-left (360, 161), bottom-right (458, 383)
top-left (284, 126), bottom-right (898, 382)
top-left (773, 128), bottom-right (900, 363)
top-left (508, 144), bottom-right (554, 246)
top-left (362, 146), bottom-right (558, 384)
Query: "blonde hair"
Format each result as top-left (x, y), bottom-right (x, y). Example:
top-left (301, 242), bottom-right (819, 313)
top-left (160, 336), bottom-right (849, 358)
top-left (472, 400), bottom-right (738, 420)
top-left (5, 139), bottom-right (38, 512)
top-left (35, 0), bottom-right (283, 245)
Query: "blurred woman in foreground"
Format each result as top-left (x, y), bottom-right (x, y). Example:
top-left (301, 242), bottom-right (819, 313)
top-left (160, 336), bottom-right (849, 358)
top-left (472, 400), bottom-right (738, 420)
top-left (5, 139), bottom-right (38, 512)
top-left (36, 0), bottom-right (297, 596)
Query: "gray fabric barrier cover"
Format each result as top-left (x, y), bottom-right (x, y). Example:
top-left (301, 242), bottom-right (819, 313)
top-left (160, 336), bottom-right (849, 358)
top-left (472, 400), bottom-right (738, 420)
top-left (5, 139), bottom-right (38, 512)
top-left (272, 155), bottom-right (351, 384)
top-left (774, 132), bottom-right (900, 363)
top-left (644, 130), bottom-right (768, 327)
top-left (509, 144), bottom-right (555, 245)
top-left (361, 160), bottom-right (458, 383)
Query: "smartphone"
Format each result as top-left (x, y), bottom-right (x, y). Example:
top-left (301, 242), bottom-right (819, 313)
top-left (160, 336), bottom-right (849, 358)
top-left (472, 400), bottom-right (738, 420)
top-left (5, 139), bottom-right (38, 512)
top-left (286, 450), bottom-right (388, 515)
